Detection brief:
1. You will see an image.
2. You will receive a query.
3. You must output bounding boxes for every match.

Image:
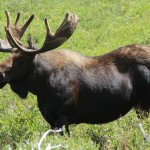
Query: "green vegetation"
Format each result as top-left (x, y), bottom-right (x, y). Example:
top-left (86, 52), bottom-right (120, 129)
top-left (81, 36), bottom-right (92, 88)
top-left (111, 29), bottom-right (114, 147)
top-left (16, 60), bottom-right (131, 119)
top-left (0, 0), bottom-right (150, 149)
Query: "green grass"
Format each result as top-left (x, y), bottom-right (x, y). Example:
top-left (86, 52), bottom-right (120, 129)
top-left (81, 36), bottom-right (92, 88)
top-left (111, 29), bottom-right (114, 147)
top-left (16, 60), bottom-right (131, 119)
top-left (0, 0), bottom-right (150, 149)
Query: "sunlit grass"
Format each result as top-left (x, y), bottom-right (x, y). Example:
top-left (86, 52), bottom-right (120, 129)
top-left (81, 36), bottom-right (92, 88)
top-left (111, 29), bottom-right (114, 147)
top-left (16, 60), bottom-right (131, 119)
top-left (0, 0), bottom-right (150, 149)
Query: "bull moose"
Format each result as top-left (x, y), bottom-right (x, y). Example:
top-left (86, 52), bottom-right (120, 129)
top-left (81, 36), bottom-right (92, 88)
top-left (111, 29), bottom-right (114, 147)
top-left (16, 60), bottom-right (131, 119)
top-left (0, 11), bottom-right (150, 139)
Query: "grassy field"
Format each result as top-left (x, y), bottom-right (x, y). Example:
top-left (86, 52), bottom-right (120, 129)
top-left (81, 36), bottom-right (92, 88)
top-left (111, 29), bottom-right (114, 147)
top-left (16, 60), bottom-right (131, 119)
top-left (0, 0), bottom-right (150, 149)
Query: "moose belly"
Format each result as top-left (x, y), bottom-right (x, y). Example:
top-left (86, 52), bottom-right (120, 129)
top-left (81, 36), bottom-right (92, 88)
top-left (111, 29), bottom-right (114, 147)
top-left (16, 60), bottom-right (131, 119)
top-left (69, 96), bottom-right (134, 124)
top-left (70, 72), bottom-right (134, 124)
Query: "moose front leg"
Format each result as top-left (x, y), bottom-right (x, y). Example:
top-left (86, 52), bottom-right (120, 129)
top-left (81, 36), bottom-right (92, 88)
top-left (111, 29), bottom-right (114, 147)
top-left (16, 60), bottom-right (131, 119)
top-left (44, 116), bottom-right (70, 136)
top-left (37, 97), bottom-right (70, 135)
top-left (51, 114), bottom-right (70, 136)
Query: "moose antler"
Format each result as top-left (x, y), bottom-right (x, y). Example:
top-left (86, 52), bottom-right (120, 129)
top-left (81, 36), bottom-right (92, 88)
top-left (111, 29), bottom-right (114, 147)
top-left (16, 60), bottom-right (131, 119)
top-left (0, 10), bottom-right (34, 52)
top-left (5, 10), bottom-right (34, 40)
top-left (5, 13), bottom-right (78, 54)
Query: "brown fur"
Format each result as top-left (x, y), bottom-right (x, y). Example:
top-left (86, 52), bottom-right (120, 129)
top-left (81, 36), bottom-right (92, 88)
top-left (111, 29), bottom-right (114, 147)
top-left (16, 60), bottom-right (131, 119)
top-left (39, 49), bottom-right (97, 68)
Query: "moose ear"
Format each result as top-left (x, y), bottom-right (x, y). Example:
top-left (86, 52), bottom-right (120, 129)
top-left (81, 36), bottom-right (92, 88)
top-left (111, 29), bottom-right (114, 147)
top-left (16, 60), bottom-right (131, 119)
top-left (1, 71), bottom-right (6, 78)
top-left (10, 79), bottom-right (28, 99)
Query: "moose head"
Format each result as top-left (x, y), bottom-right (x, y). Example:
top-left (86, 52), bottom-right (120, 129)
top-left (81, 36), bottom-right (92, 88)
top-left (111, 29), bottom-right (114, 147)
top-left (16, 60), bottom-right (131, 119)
top-left (0, 11), bottom-right (78, 91)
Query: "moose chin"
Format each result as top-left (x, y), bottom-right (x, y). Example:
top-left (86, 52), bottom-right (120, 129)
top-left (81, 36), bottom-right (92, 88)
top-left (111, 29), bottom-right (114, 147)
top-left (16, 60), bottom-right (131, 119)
top-left (0, 11), bottom-right (149, 140)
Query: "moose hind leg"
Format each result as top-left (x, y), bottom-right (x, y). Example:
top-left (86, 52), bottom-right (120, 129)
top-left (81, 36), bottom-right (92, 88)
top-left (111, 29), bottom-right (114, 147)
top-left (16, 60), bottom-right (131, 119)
top-left (137, 121), bottom-right (150, 142)
top-left (135, 108), bottom-right (150, 142)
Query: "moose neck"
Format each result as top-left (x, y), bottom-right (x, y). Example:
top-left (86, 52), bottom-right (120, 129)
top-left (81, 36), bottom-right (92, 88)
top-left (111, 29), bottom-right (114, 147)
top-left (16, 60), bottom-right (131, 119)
top-left (9, 52), bottom-right (60, 99)
top-left (26, 54), bottom-right (53, 97)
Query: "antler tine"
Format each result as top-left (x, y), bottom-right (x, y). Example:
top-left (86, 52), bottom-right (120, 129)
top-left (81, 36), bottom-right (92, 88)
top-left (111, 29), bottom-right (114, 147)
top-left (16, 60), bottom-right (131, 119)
top-left (55, 13), bottom-right (78, 38)
top-left (0, 11), bottom-right (34, 53)
top-left (55, 13), bottom-right (70, 35)
top-left (27, 34), bottom-right (37, 50)
top-left (5, 13), bottom-right (78, 54)
top-left (5, 10), bottom-right (34, 40)
top-left (0, 47), bottom-right (12, 53)
top-left (45, 18), bottom-right (53, 37)
top-left (15, 12), bottom-right (20, 26)
top-left (5, 10), bottom-right (11, 27)
top-left (37, 13), bottom-right (78, 53)
top-left (20, 14), bottom-right (34, 37)
top-left (0, 11), bottom-right (12, 52)
top-left (5, 27), bottom-right (33, 52)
